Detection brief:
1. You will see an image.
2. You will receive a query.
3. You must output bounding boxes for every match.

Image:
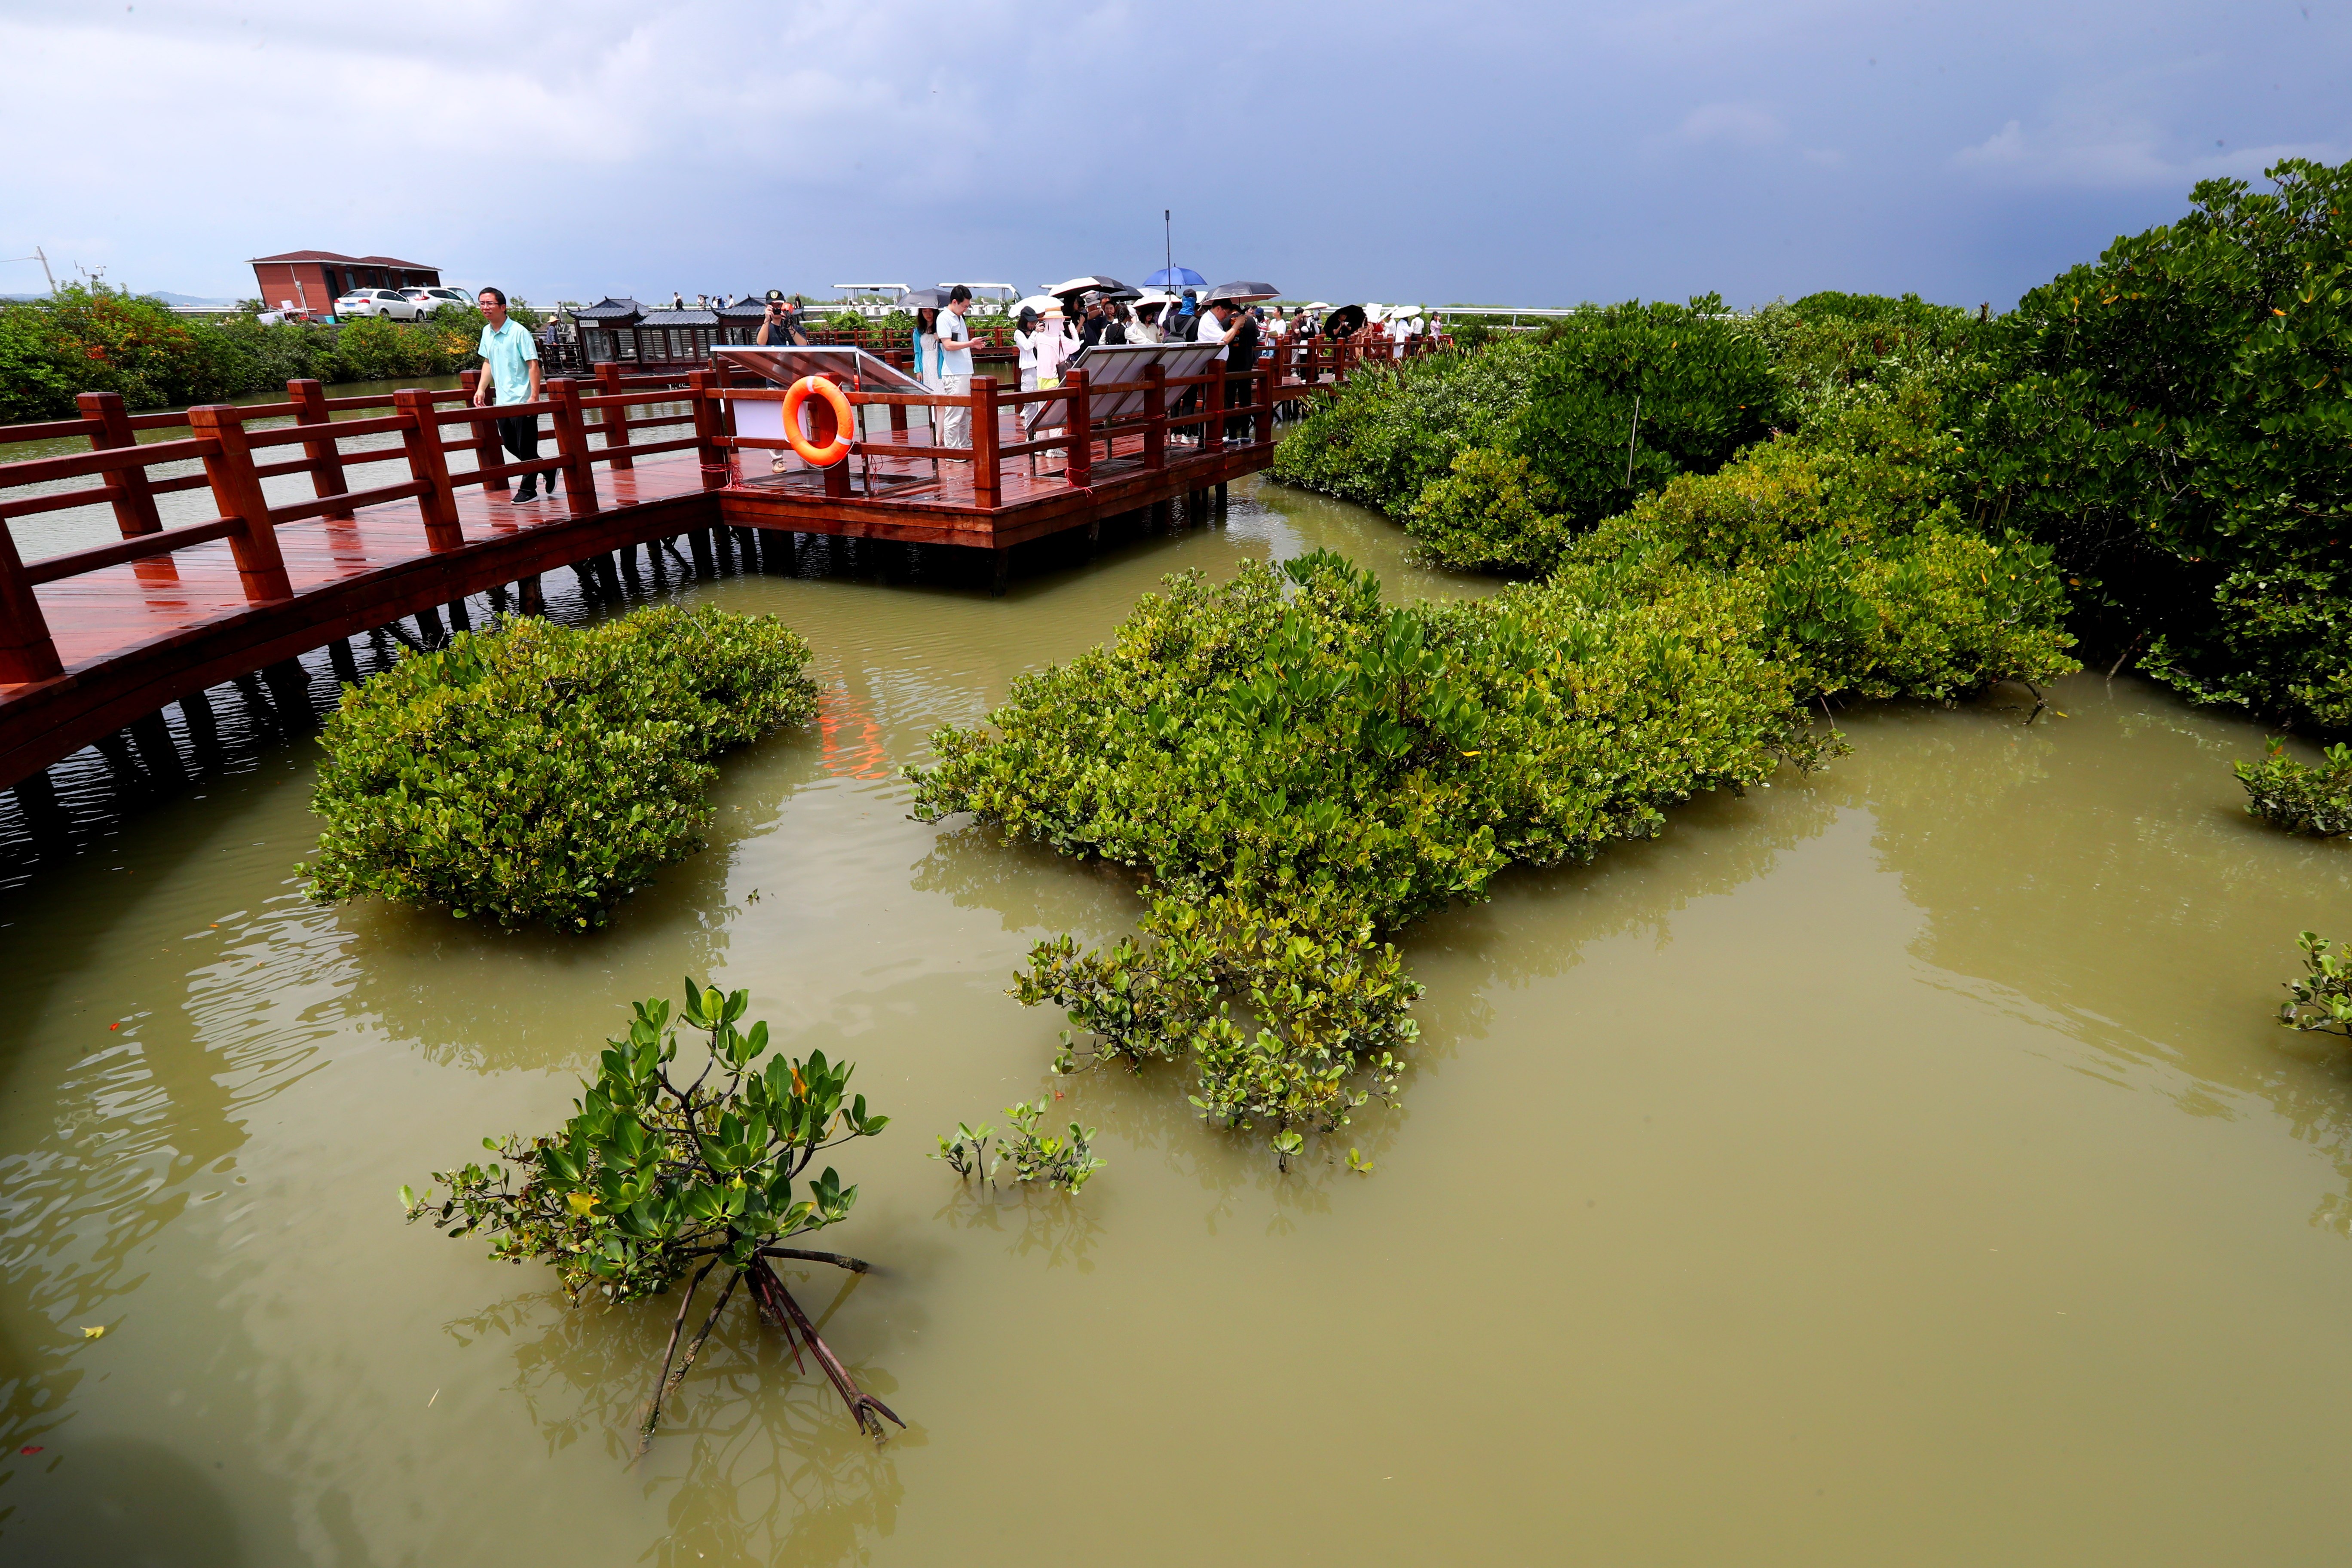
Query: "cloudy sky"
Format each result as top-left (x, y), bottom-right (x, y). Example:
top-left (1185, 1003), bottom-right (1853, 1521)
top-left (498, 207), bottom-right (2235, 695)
top-left (3, 0), bottom-right (2343, 310)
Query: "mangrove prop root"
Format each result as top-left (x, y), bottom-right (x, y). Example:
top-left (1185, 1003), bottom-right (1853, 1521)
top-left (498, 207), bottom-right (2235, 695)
top-left (637, 1256), bottom-right (717, 1450)
top-left (750, 1259), bottom-right (904, 1437)
top-left (636, 1265), bottom-right (741, 1461)
top-left (756, 1246), bottom-right (872, 1274)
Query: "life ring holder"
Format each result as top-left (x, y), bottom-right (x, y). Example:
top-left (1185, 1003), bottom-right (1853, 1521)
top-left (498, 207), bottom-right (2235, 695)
top-left (782, 375), bottom-right (855, 468)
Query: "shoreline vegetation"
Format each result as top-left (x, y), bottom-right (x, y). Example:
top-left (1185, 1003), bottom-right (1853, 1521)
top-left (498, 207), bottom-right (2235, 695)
top-left (0, 286), bottom-right (542, 422)
top-left (917, 156), bottom-right (2352, 1160)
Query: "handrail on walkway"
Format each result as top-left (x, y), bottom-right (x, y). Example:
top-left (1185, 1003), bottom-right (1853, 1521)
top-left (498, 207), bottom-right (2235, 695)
top-left (0, 334), bottom-right (1447, 686)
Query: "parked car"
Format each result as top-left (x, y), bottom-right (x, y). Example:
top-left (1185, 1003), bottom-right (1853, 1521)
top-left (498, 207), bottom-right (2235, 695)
top-left (402, 286), bottom-right (473, 316)
top-left (334, 288), bottom-right (423, 321)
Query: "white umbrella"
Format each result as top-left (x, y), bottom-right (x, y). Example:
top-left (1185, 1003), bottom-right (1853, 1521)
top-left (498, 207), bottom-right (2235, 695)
top-left (1016, 294), bottom-right (1059, 314)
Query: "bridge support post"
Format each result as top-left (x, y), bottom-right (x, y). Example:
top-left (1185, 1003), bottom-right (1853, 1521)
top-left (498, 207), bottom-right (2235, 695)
top-left (327, 637), bottom-right (360, 686)
top-left (180, 689), bottom-right (223, 768)
top-left (0, 524), bottom-right (63, 682)
top-left (971, 377), bottom-right (1001, 509)
top-left (689, 371), bottom-right (729, 490)
top-left (688, 530), bottom-right (716, 577)
top-left (616, 543), bottom-right (643, 591)
top-left (1065, 371), bottom-right (1091, 490)
top-left (447, 597), bottom-right (472, 634)
top-left (991, 547), bottom-right (1010, 597)
top-left (547, 380), bottom-right (600, 516)
top-left (1143, 364), bottom-right (1167, 472)
top-left (458, 371), bottom-right (508, 495)
top-left (595, 363), bottom-right (634, 471)
top-left (414, 605), bottom-right (448, 646)
top-left (79, 391), bottom-right (166, 542)
top-left (11, 769), bottom-right (72, 859)
top-left (518, 575), bottom-right (545, 616)
top-left (287, 380), bottom-right (355, 522)
top-left (187, 405), bottom-right (294, 601)
top-left (263, 659), bottom-right (315, 726)
top-left (391, 390), bottom-right (464, 553)
top-left (128, 710), bottom-right (186, 787)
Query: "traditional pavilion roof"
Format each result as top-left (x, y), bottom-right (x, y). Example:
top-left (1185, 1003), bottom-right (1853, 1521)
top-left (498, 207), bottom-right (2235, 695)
top-left (573, 297), bottom-right (646, 324)
top-left (714, 295), bottom-right (770, 321)
top-left (638, 306), bottom-right (720, 327)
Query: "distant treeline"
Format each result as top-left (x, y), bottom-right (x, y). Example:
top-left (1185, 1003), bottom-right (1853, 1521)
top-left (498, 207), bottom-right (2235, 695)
top-left (0, 288), bottom-right (545, 422)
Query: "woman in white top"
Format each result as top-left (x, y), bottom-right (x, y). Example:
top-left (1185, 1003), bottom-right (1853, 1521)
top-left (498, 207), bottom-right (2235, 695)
top-left (1013, 306), bottom-right (1044, 393)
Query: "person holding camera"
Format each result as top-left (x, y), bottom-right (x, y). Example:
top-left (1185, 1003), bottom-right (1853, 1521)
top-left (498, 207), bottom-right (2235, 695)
top-left (757, 289), bottom-right (806, 347)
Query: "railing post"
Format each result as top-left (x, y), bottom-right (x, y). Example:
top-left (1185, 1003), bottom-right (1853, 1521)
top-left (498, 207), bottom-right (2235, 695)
top-left (78, 392), bottom-right (163, 539)
top-left (546, 379), bottom-right (600, 517)
top-left (391, 389), bottom-right (465, 552)
top-left (286, 379), bottom-right (354, 522)
top-left (458, 370), bottom-right (508, 495)
top-left (688, 370), bottom-right (727, 490)
top-left (1204, 362), bottom-right (1225, 455)
top-left (971, 376), bottom-right (1000, 508)
top-left (186, 405), bottom-right (294, 601)
top-left (1065, 369), bottom-right (1091, 488)
top-left (595, 362), bottom-right (634, 470)
top-left (1143, 363), bottom-right (1167, 470)
top-left (1258, 360), bottom-right (1275, 445)
top-left (0, 526), bottom-right (64, 682)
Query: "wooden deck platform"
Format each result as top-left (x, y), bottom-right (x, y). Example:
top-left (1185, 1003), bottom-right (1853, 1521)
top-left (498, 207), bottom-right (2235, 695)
top-left (0, 335), bottom-right (1422, 793)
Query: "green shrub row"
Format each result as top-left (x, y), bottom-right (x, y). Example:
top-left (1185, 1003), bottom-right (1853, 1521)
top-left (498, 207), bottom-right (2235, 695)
top-left (0, 286), bottom-right (542, 423)
top-left (303, 605), bottom-right (816, 930)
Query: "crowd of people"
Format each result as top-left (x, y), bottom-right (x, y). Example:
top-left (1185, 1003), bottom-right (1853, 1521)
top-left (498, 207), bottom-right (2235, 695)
top-left (903, 286), bottom-right (1436, 450)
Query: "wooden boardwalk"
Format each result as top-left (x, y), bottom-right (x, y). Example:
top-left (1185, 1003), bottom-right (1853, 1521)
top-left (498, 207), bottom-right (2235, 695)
top-left (0, 335), bottom-right (1423, 796)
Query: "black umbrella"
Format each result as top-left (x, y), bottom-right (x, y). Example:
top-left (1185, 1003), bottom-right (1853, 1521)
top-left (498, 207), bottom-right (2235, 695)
top-left (1045, 275), bottom-right (1132, 299)
top-left (897, 287), bottom-right (952, 310)
top-left (1203, 280), bottom-right (1279, 305)
top-left (1322, 304), bottom-right (1367, 337)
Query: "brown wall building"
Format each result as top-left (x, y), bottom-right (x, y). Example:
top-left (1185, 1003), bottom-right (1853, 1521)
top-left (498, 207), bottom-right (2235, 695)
top-left (249, 251), bottom-right (442, 315)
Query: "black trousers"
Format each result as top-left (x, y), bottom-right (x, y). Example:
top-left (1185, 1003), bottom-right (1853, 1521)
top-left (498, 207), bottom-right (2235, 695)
top-left (497, 415), bottom-right (554, 492)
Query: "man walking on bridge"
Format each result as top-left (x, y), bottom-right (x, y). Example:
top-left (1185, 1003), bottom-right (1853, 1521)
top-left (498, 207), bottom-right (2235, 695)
top-left (472, 288), bottom-right (551, 503)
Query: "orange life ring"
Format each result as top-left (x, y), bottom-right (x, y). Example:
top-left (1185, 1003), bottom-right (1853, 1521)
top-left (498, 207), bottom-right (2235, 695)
top-left (782, 375), bottom-right (855, 467)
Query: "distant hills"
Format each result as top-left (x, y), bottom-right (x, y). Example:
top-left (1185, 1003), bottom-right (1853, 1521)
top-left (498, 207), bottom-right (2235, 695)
top-left (0, 290), bottom-right (239, 306)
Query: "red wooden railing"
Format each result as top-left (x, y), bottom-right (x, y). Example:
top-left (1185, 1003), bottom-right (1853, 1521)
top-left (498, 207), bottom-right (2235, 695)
top-left (0, 371), bottom-right (699, 683)
top-left (0, 331), bottom-right (1442, 685)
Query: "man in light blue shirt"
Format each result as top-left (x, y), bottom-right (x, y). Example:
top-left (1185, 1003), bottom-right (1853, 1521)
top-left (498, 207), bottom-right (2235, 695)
top-left (471, 287), bottom-right (552, 502)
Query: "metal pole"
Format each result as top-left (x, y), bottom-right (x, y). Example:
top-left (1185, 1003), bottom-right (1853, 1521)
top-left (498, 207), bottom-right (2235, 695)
top-left (1164, 211), bottom-right (1171, 281)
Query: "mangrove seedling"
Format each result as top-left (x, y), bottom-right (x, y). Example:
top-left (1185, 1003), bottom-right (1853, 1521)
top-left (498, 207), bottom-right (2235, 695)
top-left (403, 979), bottom-right (902, 1448)
top-left (2281, 931), bottom-right (2352, 1042)
top-left (999, 1100), bottom-right (1104, 1193)
top-left (931, 1121), bottom-right (998, 1182)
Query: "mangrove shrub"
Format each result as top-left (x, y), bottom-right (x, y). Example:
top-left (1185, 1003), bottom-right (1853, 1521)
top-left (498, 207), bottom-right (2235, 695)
top-left (1968, 157), bottom-right (2352, 729)
top-left (303, 604), bottom-right (817, 929)
top-left (405, 981), bottom-right (901, 1443)
top-left (2234, 741), bottom-right (2352, 835)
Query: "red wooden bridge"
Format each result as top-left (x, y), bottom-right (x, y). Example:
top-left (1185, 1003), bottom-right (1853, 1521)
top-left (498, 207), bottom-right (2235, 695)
top-left (0, 334), bottom-right (1427, 810)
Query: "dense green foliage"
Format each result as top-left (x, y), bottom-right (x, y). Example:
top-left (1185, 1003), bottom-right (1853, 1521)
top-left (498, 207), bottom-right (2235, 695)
top-left (910, 525), bottom-right (2073, 1155)
top-left (1516, 296), bottom-right (1779, 526)
top-left (406, 981), bottom-right (901, 1441)
top-left (1963, 159), bottom-right (2352, 730)
top-left (1268, 335), bottom-right (1550, 516)
top-left (2280, 932), bottom-right (2352, 1042)
top-left (0, 285), bottom-right (540, 421)
top-left (303, 606), bottom-right (817, 930)
top-left (2234, 740), bottom-right (2352, 835)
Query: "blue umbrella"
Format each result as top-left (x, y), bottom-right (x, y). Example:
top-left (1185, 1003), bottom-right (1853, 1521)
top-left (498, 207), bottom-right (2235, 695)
top-left (1145, 266), bottom-right (1206, 288)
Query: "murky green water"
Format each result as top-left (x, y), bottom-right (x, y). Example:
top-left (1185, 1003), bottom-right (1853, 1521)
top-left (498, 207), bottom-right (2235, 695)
top-left (4, 480), bottom-right (2349, 1565)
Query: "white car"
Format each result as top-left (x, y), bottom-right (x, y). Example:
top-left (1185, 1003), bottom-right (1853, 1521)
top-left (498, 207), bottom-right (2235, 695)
top-left (402, 286), bottom-right (473, 316)
top-left (334, 288), bottom-right (423, 321)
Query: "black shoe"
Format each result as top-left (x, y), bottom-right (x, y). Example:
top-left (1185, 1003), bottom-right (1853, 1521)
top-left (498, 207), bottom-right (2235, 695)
top-left (512, 483), bottom-right (538, 503)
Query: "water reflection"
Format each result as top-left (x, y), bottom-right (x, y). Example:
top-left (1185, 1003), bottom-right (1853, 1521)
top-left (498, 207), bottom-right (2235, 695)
top-left (449, 1281), bottom-right (916, 1567)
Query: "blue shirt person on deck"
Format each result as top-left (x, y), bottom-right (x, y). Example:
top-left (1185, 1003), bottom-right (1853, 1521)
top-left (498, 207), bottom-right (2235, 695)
top-left (477, 317), bottom-right (540, 406)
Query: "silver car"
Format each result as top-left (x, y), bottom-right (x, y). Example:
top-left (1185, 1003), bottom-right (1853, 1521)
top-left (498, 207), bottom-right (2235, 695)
top-left (402, 286), bottom-right (473, 316)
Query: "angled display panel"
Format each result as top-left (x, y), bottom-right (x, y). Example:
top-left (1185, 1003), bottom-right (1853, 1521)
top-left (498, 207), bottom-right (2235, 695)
top-left (1021, 341), bottom-right (1226, 434)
